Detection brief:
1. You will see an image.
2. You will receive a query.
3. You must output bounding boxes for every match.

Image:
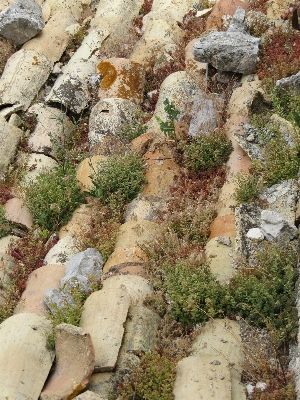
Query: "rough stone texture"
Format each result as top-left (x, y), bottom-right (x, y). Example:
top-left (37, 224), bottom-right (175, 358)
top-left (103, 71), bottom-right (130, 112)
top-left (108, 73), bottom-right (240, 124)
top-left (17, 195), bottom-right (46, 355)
top-left (0, 235), bottom-right (18, 253)
top-left (0, 116), bottom-right (22, 178)
top-left (266, 0), bottom-right (291, 20)
top-left (124, 196), bottom-right (163, 222)
top-left (27, 103), bottom-right (74, 157)
top-left (130, 14), bottom-right (184, 69)
top-left (43, 236), bottom-right (79, 266)
top-left (123, 305), bottom-right (161, 354)
top-left (270, 113), bottom-right (297, 147)
top-left (194, 8), bottom-right (260, 74)
top-left (102, 274), bottom-right (152, 305)
top-left (92, 0), bottom-right (142, 29)
top-left (146, 71), bottom-right (200, 133)
top-left (89, 98), bottom-right (138, 148)
top-left (76, 155), bottom-right (108, 191)
top-left (174, 354), bottom-right (232, 399)
top-left (41, 324), bottom-right (95, 400)
top-left (4, 197), bottom-right (33, 229)
top-left (14, 264), bottom-right (66, 316)
top-left (246, 227), bottom-right (264, 241)
top-left (191, 318), bottom-right (246, 400)
top-left (130, 131), bottom-right (154, 155)
top-left (185, 39), bottom-right (207, 88)
top-left (205, 237), bottom-right (236, 283)
top-left (0, 313), bottom-right (54, 400)
top-left (276, 70), bottom-right (300, 93)
top-left (151, 0), bottom-right (195, 22)
top-left (42, 0), bottom-right (92, 22)
top-left (233, 132), bottom-right (264, 161)
top-left (22, 153), bottom-right (58, 184)
top-left (103, 246), bottom-right (148, 275)
top-left (60, 248), bottom-right (103, 292)
top-left (97, 58), bottom-right (145, 104)
top-left (80, 287), bottom-right (131, 372)
top-left (59, 203), bottom-right (98, 239)
top-left (260, 180), bottom-right (299, 225)
top-left (74, 392), bottom-right (105, 400)
top-left (188, 90), bottom-right (222, 136)
top-left (114, 220), bottom-right (161, 250)
top-left (46, 29), bottom-right (109, 112)
top-left (0, 0), bottom-right (45, 45)
top-left (22, 9), bottom-right (76, 63)
top-left (260, 209), bottom-right (297, 242)
top-left (0, 49), bottom-right (53, 110)
top-left (206, 0), bottom-right (248, 30)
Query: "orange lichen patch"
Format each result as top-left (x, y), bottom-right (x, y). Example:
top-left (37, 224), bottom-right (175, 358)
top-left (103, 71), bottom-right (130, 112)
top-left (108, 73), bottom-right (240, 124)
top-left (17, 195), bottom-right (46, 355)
top-left (97, 61), bottom-right (117, 89)
top-left (209, 215), bottom-right (236, 239)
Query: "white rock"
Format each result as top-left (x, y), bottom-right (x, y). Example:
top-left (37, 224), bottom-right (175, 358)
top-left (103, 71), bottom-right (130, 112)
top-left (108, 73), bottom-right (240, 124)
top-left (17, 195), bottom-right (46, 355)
top-left (246, 228), bottom-right (264, 241)
top-left (260, 210), bottom-right (297, 242)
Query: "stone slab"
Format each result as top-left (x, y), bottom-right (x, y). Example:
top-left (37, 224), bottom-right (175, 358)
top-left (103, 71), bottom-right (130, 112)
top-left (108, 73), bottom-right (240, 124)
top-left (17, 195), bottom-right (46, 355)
top-left (0, 116), bottom-right (22, 178)
top-left (80, 287), bottom-right (130, 372)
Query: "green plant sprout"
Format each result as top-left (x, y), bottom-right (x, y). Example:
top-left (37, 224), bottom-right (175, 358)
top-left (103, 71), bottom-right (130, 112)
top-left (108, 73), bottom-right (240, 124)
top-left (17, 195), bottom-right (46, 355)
top-left (155, 98), bottom-right (180, 138)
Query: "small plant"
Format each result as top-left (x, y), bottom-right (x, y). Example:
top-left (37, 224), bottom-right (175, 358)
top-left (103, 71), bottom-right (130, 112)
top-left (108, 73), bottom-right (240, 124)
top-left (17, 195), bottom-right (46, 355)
top-left (87, 152), bottom-right (147, 208)
top-left (155, 99), bottom-right (180, 138)
top-left (0, 205), bottom-right (12, 238)
top-left (118, 349), bottom-right (178, 400)
top-left (120, 110), bottom-right (148, 142)
top-left (234, 172), bottom-right (259, 204)
top-left (23, 165), bottom-right (83, 231)
top-left (181, 130), bottom-right (232, 174)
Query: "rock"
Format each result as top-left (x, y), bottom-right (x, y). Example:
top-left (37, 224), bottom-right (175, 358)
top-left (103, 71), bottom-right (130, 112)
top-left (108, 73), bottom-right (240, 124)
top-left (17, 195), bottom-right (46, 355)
top-left (42, 0), bottom-right (92, 22)
top-left (190, 318), bottom-right (246, 400)
top-left (0, 116), bottom-right (22, 178)
top-left (245, 10), bottom-right (269, 36)
top-left (270, 113), bottom-right (297, 148)
top-left (0, 252), bottom-right (15, 282)
top-left (151, 0), bottom-right (195, 22)
top-left (260, 180), bottom-right (299, 225)
top-left (266, 0), bottom-right (292, 20)
top-left (60, 248), bottom-right (103, 292)
top-left (22, 9), bottom-right (77, 63)
top-left (27, 103), bottom-right (74, 157)
top-left (92, 0), bottom-right (142, 29)
top-left (246, 227), bottom-right (264, 241)
top-left (130, 14), bottom-right (184, 69)
top-left (233, 132), bottom-right (264, 160)
top-left (122, 305), bottom-right (161, 354)
top-left (130, 131), bottom-right (154, 155)
top-left (43, 235), bottom-right (79, 266)
top-left (260, 209), bottom-right (297, 242)
top-left (205, 238), bottom-right (236, 283)
top-left (146, 71), bottom-right (200, 134)
top-left (14, 264), bottom-right (66, 316)
top-left (206, 0), bottom-right (249, 30)
top-left (76, 155), bottom-right (108, 191)
top-left (0, 0), bottom-right (45, 45)
top-left (44, 287), bottom-right (75, 315)
top-left (97, 58), bottom-right (145, 104)
top-left (4, 197), bottom-right (33, 229)
top-left (88, 98), bottom-right (138, 148)
top-left (216, 236), bottom-right (232, 246)
top-left (0, 235), bottom-right (18, 253)
top-left (103, 246), bottom-right (148, 276)
top-left (276, 70), bottom-right (300, 93)
top-left (22, 153), bottom-right (58, 184)
top-left (0, 313), bottom-right (54, 400)
top-left (174, 354), bottom-right (232, 399)
top-left (124, 196), bottom-right (162, 222)
top-left (40, 324), bottom-right (94, 400)
top-left (74, 392), bottom-right (105, 400)
top-left (102, 274), bottom-right (152, 305)
top-left (185, 39), bottom-right (207, 88)
top-left (188, 90), bottom-right (222, 136)
top-left (59, 203), bottom-right (98, 239)
top-left (194, 8), bottom-right (260, 74)
top-left (0, 49), bottom-right (53, 110)
top-left (46, 29), bottom-right (109, 112)
top-left (80, 287), bottom-right (130, 372)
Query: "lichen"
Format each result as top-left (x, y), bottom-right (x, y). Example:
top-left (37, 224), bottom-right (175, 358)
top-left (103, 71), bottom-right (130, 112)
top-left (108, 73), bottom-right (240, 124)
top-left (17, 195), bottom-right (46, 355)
top-left (97, 61), bottom-right (117, 89)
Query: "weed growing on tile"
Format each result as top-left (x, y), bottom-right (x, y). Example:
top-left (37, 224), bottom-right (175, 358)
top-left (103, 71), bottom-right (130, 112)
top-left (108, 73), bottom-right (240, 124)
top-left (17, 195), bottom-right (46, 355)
top-left (0, 205), bottom-right (12, 238)
top-left (23, 165), bottom-right (83, 231)
top-left (120, 110), bottom-right (148, 142)
top-left (87, 152), bottom-right (147, 208)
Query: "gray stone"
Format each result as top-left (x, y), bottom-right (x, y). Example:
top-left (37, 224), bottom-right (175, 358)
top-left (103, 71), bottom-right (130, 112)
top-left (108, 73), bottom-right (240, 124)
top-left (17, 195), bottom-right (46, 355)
top-left (89, 98), bottom-right (138, 148)
top-left (80, 287), bottom-right (131, 372)
top-left (0, 116), bottom-right (22, 178)
top-left (40, 324), bottom-right (94, 400)
top-left (260, 180), bottom-right (299, 225)
top-left (0, 49), bottom-right (53, 110)
top-left (260, 209), bottom-right (297, 242)
top-left (193, 8), bottom-right (260, 74)
top-left (60, 248), bottom-right (103, 292)
top-left (0, 0), bottom-right (44, 45)
top-left (276, 70), bottom-right (300, 93)
top-left (227, 6), bottom-right (247, 33)
top-left (246, 228), bottom-right (264, 241)
top-left (0, 313), bottom-right (54, 400)
top-left (44, 287), bottom-right (75, 315)
top-left (188, 90), bottom-right (222, 136)
top-left (233, 132), bottom-right (264, 160)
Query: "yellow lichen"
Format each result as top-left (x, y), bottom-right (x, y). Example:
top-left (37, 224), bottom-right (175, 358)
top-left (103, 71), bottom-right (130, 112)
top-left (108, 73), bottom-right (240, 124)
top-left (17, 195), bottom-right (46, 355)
top-left (97, 61), bottom-right (117, 89)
